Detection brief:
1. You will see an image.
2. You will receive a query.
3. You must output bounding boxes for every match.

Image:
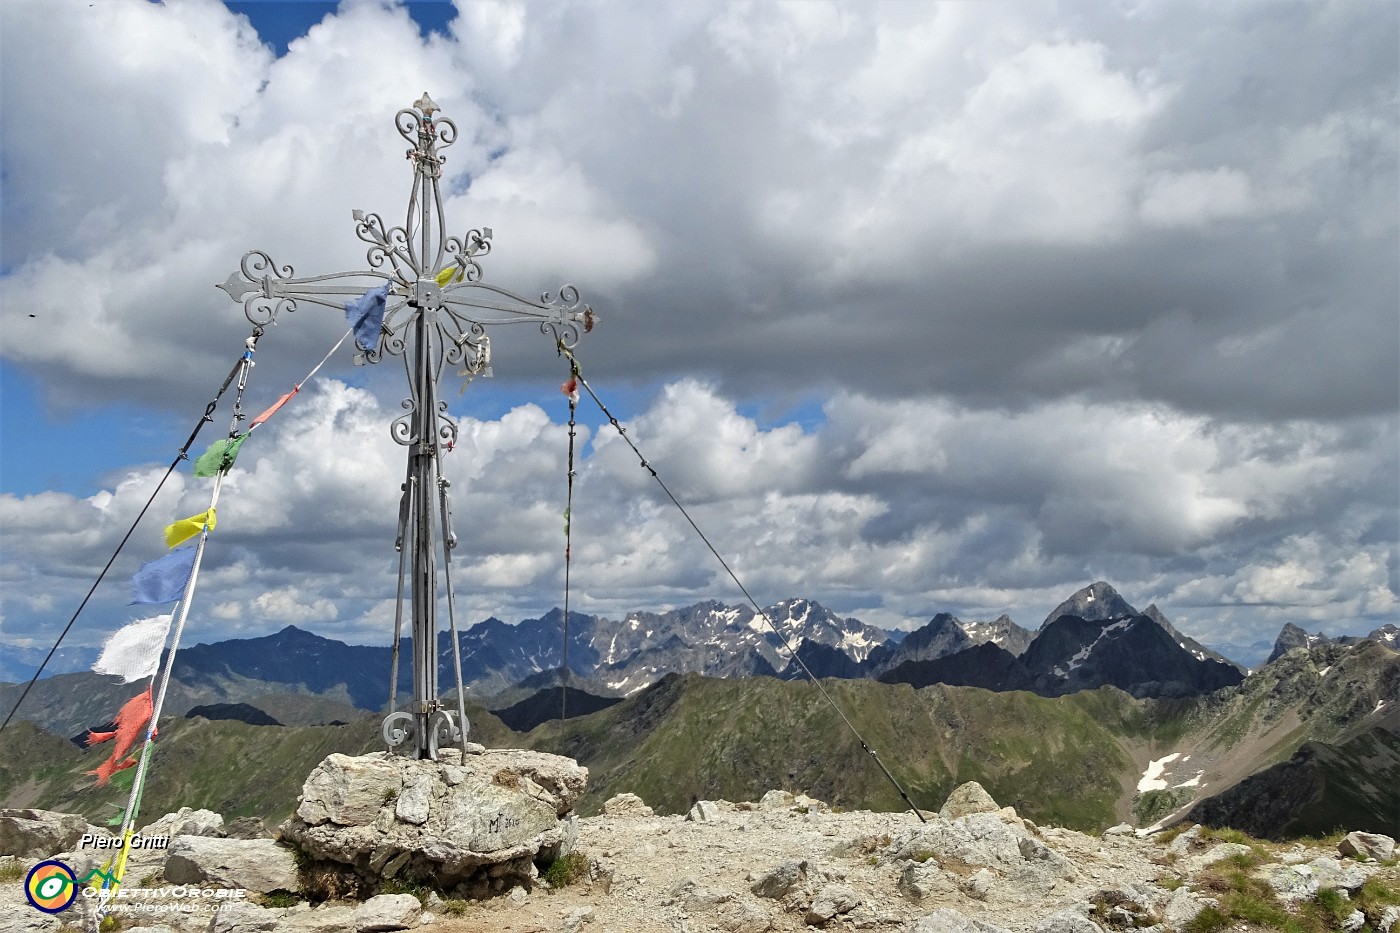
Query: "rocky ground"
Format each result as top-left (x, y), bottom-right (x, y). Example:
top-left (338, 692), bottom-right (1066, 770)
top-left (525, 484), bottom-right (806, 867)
top-left (4, 780), bottom-right (1398, 933)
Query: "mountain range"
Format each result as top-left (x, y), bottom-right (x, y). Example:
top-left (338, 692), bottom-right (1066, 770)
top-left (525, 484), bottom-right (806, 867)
top-left (2, 630), bottom-right (1393, 844)
top-left (7, 583), bottom-right (1389, 701)
top-left (4, 581), bottom-right (1396, 845)
top-left (11, 584), bottom-right (1400, 741)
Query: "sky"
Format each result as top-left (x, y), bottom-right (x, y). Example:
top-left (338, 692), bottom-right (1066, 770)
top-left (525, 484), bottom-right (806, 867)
top-left (0, 0), bottom-right (1396, 666)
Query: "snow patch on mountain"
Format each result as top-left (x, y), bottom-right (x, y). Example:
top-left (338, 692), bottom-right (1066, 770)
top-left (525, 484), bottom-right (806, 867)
top-left (1138, 753), bottom-right (1182, 792)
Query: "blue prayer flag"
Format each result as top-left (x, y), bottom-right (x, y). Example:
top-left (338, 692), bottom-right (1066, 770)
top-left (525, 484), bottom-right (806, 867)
top-left (129, 546), bottom-right (196, 605)
top-left (345, 283), bottom-right (391, 351)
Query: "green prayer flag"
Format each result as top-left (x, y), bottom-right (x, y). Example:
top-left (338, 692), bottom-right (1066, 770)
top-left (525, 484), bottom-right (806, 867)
top-left (193, 435), bottom-right (248, 477)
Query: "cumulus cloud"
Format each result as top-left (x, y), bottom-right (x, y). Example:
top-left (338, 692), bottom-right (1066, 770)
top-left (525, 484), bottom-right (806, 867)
top-left (2, 375), bottom-right (1392, 653)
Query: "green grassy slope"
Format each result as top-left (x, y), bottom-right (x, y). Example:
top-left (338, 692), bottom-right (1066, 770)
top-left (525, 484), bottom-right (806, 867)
top-left (523, 674), bottom-right (1149, 831)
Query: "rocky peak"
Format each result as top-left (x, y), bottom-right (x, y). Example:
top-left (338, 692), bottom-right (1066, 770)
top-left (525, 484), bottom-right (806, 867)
top-left (959, 614), bottom-right (1033, 657)
top-left (1267, 622), bottom-right (1325, 665)
top-left (864, 612), bottom-right (972, 676)
top-left (1040, 581), bottom-right (1139, 629)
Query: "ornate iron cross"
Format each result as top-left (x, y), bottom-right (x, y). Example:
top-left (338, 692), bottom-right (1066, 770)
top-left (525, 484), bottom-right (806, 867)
top-left (217, 93), bottom-right (595, 759)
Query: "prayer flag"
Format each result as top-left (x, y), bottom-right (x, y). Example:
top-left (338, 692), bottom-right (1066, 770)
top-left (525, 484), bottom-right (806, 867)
top-left (86, 687), bottom-right (153, 786)
top-left (561, 377), bottom-right (579, 405)
top-left (435, 264), bottom-right (463, 287)
top-left (344, 282), bottom-right (390, 351)
top-left (129, 546), bottom-right (196, 604)
top-left (93, 615), bottom-right (172, 683)
top-left (193, 435), bottom-right (248, 477)
top-left (164, 509), bottom-right (215, 549)
top-left (251, 387), bottom-right (298, 427)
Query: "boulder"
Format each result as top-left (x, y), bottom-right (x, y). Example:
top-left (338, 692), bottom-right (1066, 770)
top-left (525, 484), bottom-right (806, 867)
top-left (882, 813), bottom-right (1075, 884)
top-left (687, 800), bottom-right (722, 822)
top-left (904, 908), bottom-right (1013, 933)
top-left (1181, 842), bottom-right (1252, 874)
top-left (163, 836), bottom-right (299, 894)
top-left (1163, 888), bottom-right (1213, 930)
top-left (1378, 905), bottom-right (1400, 933)
top-left (280, 905), bottom-right (357, 933)
top-left (209, 900), bottom-right (284, 933)
top-left (751, 859), bottom-right (809, 899)
top-left (805, 883), bottom-right (859, 925)
top-left (1257, 863), bottom-right (1319, 903)
top-left (961, 868), bottom-right (997, 901)
top-left (561, 906), bottom-right (596, 933)
top-left (353, 893), bottom-right (421, 932)
top-left (602, 793), bottom-right (654, 817)
top-left (759, 790), bottom-right (796, 811)
top-left (939, 782), bottom-right (1001, 819)
top-left (296, 754), bottom-right (403, 827)
top-left (1166, 824), bottom-right (1201, 857)
top-left (142, 807), bottom-right (224, 839)
top-left (394, 770), bottom-right (432, 826)
top-left (1032, 906), bottom-right (1106, 933)
top-left (898, 862), bottom-right (956, 901)
top-left (1339, 831), bottom-right (1396, 862)
top-left (281, 749), bottom-right (586, 898)
top-left (1306, 855), bottom-right (1371, 892)
top-left (0, 808), bottom-right (106, 858)
top-left (0, 899), bottom-right (66, 932)
top-left (225, 817), bottom-right (268, 840)
top-left (666, 877), bottom-right (732, 910)
top-left (715, 900), bottom-right (773, 933)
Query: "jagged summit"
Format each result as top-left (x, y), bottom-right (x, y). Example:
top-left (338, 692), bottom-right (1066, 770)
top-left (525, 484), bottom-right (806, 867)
top-left (959, 614), bottom-right (1033, 657)
top-left (1039, 581), bottom-right (1138, 629)
top-left (1266, 621), bottom-right (1400, 665)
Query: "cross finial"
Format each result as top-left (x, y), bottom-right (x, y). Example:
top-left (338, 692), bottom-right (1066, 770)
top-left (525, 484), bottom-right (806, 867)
top-left (414, 92), bottom-right (439, 117)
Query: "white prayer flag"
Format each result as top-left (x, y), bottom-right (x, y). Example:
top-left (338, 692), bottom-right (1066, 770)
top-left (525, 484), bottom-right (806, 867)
top-left (92, 614), bottom-right (172, 683)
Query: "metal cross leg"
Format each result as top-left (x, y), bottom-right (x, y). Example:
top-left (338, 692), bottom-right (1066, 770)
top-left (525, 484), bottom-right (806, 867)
top-left (217, 93), bottom-right (596, 760)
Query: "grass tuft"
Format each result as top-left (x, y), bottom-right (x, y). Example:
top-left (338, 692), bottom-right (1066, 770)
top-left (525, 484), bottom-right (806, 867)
top-left (541, 851), bottom-right (589, 888)
top-left (1184, 904), bottom-right (1230, 933)
top-left (379, 875), bottom-right (431, 905)
top-left (259, 890), bottom-right (301, 908)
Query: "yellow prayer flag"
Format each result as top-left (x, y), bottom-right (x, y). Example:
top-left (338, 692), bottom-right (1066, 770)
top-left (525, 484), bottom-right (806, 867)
top-left (434, 264), bottom-right (461, 287)
top-left (164, 508), bottom-right (216, 549)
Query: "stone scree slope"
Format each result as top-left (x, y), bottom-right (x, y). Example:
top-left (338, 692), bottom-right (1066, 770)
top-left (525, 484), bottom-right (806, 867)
top-left (2, 776), bottom-right (1398, 933)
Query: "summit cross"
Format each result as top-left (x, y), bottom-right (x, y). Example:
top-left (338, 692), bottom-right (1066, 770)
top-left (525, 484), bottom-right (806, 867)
top-left (217, 93), bottom-right (596, 760)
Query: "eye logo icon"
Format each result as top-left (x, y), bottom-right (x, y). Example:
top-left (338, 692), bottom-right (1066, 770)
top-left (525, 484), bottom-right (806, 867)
top-left (25, 860), bottom-right (78, 913)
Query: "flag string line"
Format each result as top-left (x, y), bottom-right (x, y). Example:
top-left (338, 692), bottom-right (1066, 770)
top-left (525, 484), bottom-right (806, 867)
top-left (0, 318), bottom-right (357, 920)
top-left (99, 327), bottom-right (361, 914)
top-left (0, 335), bottom-right (260, 736)
top-left (99, 338), bottom-right (258, 919)
top-left (555, 342), bottom-right (928, 823)
top-left (2, 324), bottom-right (357, 739)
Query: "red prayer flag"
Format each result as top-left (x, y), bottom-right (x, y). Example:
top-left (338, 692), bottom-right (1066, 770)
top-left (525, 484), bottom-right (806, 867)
top-left (86, 686), bottom-right (155, 786)
top-left (251, 387), bottom-right (299, 427)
